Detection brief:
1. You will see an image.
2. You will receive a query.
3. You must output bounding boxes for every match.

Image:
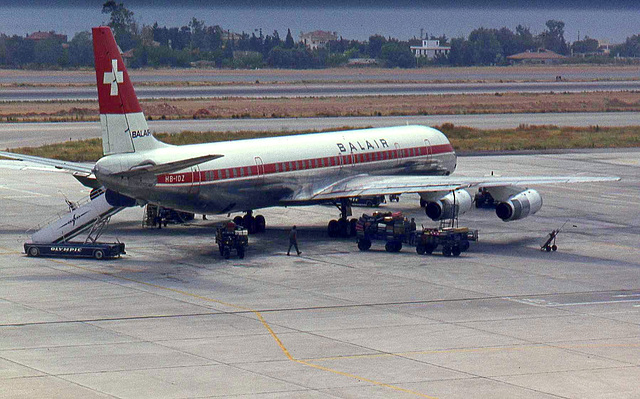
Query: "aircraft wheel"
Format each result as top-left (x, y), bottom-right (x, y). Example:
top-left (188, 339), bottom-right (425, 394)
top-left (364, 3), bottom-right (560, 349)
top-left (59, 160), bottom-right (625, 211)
top-left (349, 218), bottom-right (358, 237)
top-left (327, 220), bottom-right (339, 237)
top-left (94, 249), bottom-right (105, 260)
top-left (337, 218), bottom-right (349, 238)
top-left (552, 245), bottom-right (558, 251)
top-left (416, 245), bottom-right (426, 255)
top-left (452, 246), bottom-right (462, 257)
top-left (27, 246), bottom-right (40, 257)
top-left (255, 215), bottom-right (266, 233)
top-left (358, 239), bottom-right (371, 251)
top-left (243, 214), bottom-right (255, 233)
top-left (545, 245), bottom-right (552, 252)
top-left (442, 246), bottom-right (452, 257)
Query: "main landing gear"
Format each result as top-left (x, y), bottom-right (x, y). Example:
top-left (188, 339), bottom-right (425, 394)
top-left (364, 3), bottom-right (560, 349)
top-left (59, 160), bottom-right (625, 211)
top-left (232, 210), bottom-right (266, 234)
top-left (327, 198), bottom-right (358, 238)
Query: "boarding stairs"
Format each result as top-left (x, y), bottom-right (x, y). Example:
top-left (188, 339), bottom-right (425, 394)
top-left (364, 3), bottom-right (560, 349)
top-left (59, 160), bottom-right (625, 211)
top-left (27, 188), bottom-right (124, 244)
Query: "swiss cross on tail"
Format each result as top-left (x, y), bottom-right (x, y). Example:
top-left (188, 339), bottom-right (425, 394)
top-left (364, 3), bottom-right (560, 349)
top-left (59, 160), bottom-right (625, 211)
top-left (92, 26), bottom-right (142, 114)
top-left (103, 59), bottom-right (123, 96)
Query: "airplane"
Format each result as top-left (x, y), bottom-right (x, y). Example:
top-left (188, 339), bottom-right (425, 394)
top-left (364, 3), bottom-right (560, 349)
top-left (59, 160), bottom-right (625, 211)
top-left (0, 26), bottom-right (620, 241)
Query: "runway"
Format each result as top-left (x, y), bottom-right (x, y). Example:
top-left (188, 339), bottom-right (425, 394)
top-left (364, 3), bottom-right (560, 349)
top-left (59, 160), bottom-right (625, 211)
top-left (2, 112), bottom-right (640, 149)
top-left (3, 80), bottom-right (640, 102)
top-left (1, 149), bottom-right (638, 398)
top-left (1, 66), bottom-right (639, 85)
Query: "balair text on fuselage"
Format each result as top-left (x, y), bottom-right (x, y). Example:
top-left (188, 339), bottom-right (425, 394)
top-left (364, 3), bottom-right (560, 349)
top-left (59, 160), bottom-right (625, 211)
top-left (336, 138), bottom-right (389, 153)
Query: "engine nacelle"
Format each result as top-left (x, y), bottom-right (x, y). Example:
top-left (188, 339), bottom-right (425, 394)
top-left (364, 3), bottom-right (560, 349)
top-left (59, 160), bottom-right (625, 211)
top-left (105, 189), bottom-right (137, 207)
top-left (424, 189), bottom-right (473, 221)
top-left (495, 189), bottom-right (542, 221)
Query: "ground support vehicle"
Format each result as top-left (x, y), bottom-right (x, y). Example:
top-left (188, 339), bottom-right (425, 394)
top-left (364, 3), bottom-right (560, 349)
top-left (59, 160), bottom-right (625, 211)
top-left (474, 188), bottom-right (496, 208)
top-left (541, 229), bottom-right (559, 252)
top-left (215, 223), bottom-right (249, 259)
top-left (415, 227), bottom-right (478, 257)
top-left (352, 195), bottom-right (387, 207)
top-left (355, 212), bottom-right (414, 252)
top-left (142, 204), bottom-right (195, 228)
top-left (24, 242), bottom-right (125, 260)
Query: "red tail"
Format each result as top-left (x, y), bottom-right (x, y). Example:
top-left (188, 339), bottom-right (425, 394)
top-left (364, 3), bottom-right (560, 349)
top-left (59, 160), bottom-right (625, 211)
top-left (92, 26), bottom-right (142, 115)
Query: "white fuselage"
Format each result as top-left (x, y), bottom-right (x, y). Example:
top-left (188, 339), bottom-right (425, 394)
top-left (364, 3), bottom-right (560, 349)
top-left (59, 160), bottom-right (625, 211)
top-left (94, 125), bottom-right (457, 213)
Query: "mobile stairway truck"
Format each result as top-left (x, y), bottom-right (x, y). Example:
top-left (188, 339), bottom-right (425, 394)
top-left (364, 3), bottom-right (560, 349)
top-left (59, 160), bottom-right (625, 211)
top-left (23, 188), bottom-right (126, 260)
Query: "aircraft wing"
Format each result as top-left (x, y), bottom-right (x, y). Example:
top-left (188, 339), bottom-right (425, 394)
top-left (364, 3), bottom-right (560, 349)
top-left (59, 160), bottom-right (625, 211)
top-left (296, 174), bottom-right (621, 201)
top-left (113, 154), bottom-right (224, 177)
top-left (0, 151), bottom-right (94, 175)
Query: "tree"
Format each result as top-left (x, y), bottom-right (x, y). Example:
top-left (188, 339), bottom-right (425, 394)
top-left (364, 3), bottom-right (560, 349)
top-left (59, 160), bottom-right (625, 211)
top-left (367, 34), bottom-right (386, 58)
top-left (613, 35), bottom-right (640, 57)
top-left (102, 1), bottom-right (138, 50)
top-left (468, 28), bottom-right (502, 65)
top-left (189, 18), bottom-right (206, 50)
top-left (537, 19), bottom-right (569, 55)
top-left (515, 25), bottom-right (535, 52)
top-left (379, 41), bottom-right (414, 68)
top-left (571, 36), bottom-right (599, 55)
top-left (68, 31), bottom-right (93, 66)
top-left (4, 36), bottom-right (34, 67)
top-left (284, 29), bottom-right (295, 49)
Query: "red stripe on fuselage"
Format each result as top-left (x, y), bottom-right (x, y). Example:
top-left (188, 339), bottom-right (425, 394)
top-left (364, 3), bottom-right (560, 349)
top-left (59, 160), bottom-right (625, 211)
top-left (156, 143), bottom-right (454, 185)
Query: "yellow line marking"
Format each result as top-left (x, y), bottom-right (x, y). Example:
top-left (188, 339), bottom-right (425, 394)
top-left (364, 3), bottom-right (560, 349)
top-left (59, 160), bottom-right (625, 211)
top-left (45, 259), bottom-right (438, 399)
top-left (0, 245), bottom-right (22, 255)
top-left (308, 342), bottom-right (640, 362)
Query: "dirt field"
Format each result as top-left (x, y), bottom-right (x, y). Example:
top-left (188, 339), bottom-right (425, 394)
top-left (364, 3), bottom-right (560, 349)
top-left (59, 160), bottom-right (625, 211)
top-left (2, 91), bottom-right (640, 123)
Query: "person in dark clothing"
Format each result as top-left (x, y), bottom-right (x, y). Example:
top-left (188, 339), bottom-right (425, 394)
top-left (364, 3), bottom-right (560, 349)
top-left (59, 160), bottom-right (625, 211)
top-left (287, 225), bottom-right (301, 256)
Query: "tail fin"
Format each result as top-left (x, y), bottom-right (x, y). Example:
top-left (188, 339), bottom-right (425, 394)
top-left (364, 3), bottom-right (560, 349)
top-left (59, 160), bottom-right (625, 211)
top-left (92, 26), bottom-right (168, 155)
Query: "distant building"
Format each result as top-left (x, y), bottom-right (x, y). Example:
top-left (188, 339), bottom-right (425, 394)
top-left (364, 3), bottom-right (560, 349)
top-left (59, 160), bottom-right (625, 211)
top-left (410, 40), bottom-right (450, 59)
top-left (507, 48), bottom-right (567, 64)
top-left (597, 40), bottom-right (611, 56)
top-left (222, 29), bottom-right (242, 43)
top-left (26, 31), bottom-right (67, 42)
top-left (300, 30), bottom-right (338, 50)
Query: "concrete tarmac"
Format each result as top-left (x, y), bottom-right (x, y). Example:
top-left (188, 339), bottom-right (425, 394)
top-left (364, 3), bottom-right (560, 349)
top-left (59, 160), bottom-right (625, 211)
top-left (1, 150), bottom-right (639, 398)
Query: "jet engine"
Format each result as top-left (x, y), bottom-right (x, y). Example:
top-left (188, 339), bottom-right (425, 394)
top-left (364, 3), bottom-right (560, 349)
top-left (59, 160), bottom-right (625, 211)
top-left (424, 189), bottom-right (473, 221)
top-left (495, 189), bottom-right (542, 221)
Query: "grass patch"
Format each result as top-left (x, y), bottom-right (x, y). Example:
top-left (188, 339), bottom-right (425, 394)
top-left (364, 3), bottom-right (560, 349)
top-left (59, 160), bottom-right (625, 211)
top-left (4, 124), bottom-right (640, 162)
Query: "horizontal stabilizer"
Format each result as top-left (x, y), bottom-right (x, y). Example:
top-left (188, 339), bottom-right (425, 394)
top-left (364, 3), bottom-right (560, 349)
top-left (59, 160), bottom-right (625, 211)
top-left (0, 151), bottom-right (93, 175)
top-left (113, 154), bottom-right (224, 177)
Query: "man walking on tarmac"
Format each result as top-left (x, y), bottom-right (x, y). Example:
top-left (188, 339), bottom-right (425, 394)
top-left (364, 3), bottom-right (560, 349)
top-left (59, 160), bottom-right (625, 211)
top-left (287, 225), bottom-right (302, 256)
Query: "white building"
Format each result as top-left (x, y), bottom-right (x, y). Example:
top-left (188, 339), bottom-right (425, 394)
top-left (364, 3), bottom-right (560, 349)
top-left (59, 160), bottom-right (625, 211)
top-left (410, 40), bottom-right (450, 59)
top-left (300, 31), bottom-right (338, 50)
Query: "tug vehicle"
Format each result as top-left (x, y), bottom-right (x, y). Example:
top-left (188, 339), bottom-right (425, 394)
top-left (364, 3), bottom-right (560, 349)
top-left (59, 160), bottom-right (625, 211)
top-left (355, 211), bottom-right (415, 252)
top-left (414, 227), bottom-right (478, 257)
top-left (215, 222), bottom-right (249, 259)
